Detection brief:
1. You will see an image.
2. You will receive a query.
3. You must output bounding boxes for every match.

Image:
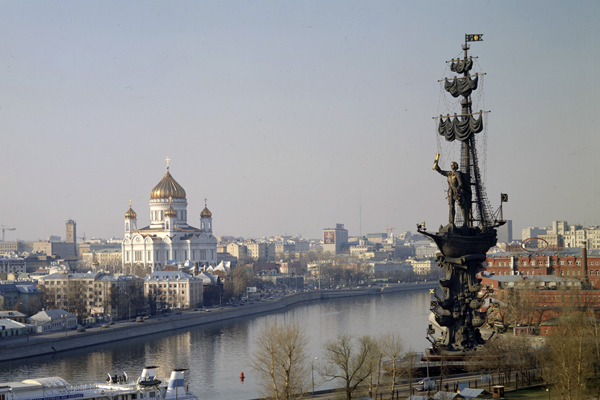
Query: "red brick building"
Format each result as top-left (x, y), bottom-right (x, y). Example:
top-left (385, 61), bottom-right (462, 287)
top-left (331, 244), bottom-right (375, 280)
top-left (482, 248), bottom-right (600, 288)
top-left (479, 274), bottom-right (600, 326)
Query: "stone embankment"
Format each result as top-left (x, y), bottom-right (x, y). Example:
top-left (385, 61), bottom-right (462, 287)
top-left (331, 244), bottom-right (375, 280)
top-left (0, 282), bottom-right (437, 363)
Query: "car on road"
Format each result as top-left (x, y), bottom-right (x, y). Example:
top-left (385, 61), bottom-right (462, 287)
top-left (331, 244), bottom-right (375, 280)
top-left (77, 326), bottom-right (86, 332)
top-left (415, 378), bottom-right (435, 391)
top-left (101, 324), bottom-right (109, 328)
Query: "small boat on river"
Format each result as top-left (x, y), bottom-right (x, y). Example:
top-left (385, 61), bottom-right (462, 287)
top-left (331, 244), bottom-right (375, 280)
top-left (0, 366), bottom-right (196, 400)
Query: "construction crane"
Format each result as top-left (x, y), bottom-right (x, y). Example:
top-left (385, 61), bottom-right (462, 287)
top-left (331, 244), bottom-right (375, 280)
top-left (1, 225), bottom-right (15, 242)
top-left (386, 226), bottom-right (396, 236)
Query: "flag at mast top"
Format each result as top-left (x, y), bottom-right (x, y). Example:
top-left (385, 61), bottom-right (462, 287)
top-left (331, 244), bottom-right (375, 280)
top-left (465, 34), bottom-right (483, 42)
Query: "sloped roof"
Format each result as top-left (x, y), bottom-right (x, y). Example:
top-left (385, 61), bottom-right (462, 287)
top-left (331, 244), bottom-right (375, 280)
top-left (198, 271), bottom-right (218, 285)
top-left (29, 309), bottom-right (76, 322)
top-left (0, 318), bottom-right (27, 329)
top-left (145, 271), bottom-right (196, 281)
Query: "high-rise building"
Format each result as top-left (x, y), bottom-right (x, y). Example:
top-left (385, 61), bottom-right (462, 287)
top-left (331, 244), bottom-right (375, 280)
top-left (65, 220), bottom-right (76, 244)
top-left (322, 223), bottom-right (349, 255)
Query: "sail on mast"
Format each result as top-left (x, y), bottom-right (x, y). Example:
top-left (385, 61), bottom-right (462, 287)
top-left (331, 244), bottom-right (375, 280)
top-left (435, 36), bottom-right (496, 229)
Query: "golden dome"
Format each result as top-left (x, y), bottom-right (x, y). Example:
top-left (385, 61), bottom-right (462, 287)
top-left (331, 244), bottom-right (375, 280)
top-left (200, 198), bottom-right (212, 218)
top-left (151, 168), bottom-right (186, 200)
top-left (125, 201), bottom-right (137, 219)
top-left (165, 204), bottom-right (177, 218)
top-left (201, 206), bottom-right (212, 218)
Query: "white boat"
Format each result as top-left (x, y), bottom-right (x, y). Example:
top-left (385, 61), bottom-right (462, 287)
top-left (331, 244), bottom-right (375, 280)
top-left (0, 366), bottom-right (196, 400)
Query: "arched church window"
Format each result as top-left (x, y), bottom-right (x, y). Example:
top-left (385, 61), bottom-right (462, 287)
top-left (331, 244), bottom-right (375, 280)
top-left (166, 221), bottom-right (169, 229)
top-left (126, 222), bottom-right (129, 230)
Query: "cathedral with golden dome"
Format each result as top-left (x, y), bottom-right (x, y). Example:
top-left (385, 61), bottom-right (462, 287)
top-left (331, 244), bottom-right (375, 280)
top-left (121, 160), bottom-right (217, 275)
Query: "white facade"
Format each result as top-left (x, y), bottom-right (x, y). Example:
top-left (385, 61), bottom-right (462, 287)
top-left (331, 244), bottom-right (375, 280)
top-left (122, 165), bottom-right (217, 274)
top-left (408, 259), bottom-right (436, 275)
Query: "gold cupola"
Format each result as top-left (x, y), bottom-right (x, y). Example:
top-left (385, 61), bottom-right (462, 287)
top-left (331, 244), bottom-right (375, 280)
top-left (125, 200), bottom-right (137, 219)
top-left (200, 198), bottom-right (212, 218)
top-left (150, 163), bottom-right (186, 200)
top-left (165, 196), bottom-right (178, 218)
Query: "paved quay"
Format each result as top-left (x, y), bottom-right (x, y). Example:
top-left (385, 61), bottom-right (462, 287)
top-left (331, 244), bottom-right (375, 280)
top-left (0, 282), bottom-right (437, 363)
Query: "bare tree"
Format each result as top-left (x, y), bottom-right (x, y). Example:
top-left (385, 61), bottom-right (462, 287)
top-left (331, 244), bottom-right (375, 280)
top-left (320, 334), bottom-right (377, 400)
top-left (251, 320), bottom-right (309, 400)
top-left (542, 312), bottom-right (596, 400)
top-left (502, 285), bottom-right (537, 327)
top-left (378, 333), bottom-right (408, 398)
top-left (224, 265), bottom-right (257, 301)
top-left (66, 280), bottom-right (87, 322)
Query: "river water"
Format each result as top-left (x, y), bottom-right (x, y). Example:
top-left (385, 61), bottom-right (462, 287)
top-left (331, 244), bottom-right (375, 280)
top-left (0, 287), bottom-right (433, 400)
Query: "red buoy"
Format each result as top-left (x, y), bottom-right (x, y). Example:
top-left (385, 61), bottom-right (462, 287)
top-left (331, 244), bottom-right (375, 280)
top-left (240, 372), bottom-right (245, 382)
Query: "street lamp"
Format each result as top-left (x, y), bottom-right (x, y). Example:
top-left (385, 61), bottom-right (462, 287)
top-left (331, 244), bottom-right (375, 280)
top-left (312, 357), bottom-right (318, 397)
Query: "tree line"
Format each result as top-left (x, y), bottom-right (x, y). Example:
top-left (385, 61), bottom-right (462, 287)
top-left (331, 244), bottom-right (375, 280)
top-left (251, 321), bottom-right (416, 400)
top-left (252, 313), bottom-right (600, 400)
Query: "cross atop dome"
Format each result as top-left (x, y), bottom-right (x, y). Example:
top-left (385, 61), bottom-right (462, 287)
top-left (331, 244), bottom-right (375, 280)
top-left (165, 156), bottom-right (170, 170)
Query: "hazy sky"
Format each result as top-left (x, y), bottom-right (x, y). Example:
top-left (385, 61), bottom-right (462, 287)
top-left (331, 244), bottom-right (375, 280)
top-left (1, 1), bottom-right (599, 241)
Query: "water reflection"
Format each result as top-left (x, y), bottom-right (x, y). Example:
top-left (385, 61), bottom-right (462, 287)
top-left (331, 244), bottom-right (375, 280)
top-left (0, 288), bottom-right (432, 400)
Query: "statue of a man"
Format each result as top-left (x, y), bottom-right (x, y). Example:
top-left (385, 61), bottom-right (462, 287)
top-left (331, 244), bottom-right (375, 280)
top-left (434, 159), bottom-right (471, 226)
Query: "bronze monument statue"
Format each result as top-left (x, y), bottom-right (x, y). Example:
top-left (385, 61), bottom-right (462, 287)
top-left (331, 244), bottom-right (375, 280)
top-left (418, 35), bottom-right (505, 357)
top-left (434, 160), bottom-right (471, 226)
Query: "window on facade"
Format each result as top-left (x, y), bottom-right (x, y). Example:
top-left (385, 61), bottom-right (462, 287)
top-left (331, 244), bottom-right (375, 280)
top-left (568, 261), bottom-right (573, 266)
top-left (577, 271), bottom-right (581, 276)
top-left (538, 261), bottom-right (543, 266)
top-left (560, 261), bottom-right (564, 266)
top-left (561, 271), bottom-right (564, 276)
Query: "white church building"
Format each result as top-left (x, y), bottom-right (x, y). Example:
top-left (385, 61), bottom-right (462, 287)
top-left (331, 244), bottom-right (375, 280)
top-left (122, 161), bottom-right (217, 275)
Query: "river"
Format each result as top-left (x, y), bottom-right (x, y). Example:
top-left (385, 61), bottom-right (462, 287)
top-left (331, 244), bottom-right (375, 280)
top-left (0, 287), bottom-right (433, 400)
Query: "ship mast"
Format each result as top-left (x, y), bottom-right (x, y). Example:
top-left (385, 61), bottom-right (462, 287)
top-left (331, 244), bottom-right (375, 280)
top-left (460, 41), bottom-right (472, 227)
